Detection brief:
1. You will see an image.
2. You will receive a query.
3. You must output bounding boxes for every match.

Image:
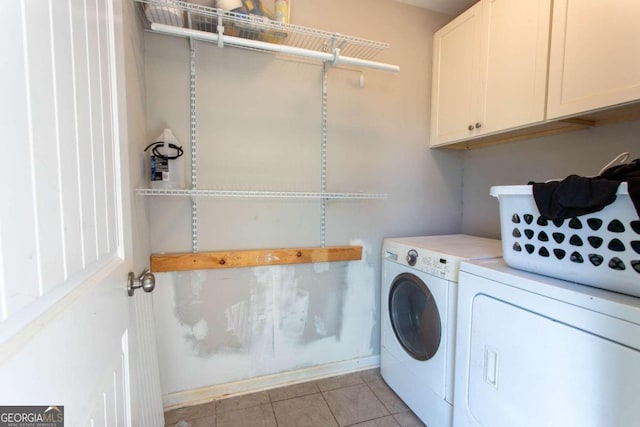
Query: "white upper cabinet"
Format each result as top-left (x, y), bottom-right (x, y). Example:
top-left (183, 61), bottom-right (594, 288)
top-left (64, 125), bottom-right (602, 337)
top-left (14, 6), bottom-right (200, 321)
top-left (430, 2), bottom-right (483, 146)
top-left (477, 0), bottom-right (551, 135)
top-left (430, 0), bottom-right (551, 147)
top-left (547, 0), bottom-right (640, 119)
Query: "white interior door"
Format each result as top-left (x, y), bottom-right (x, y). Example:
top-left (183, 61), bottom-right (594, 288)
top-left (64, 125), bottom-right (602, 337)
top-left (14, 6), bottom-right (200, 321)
top-left (0, 0), bottom-right (163, 425)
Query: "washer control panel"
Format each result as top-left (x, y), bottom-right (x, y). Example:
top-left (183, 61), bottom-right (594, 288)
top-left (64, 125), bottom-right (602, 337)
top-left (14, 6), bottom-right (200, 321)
top-left (383, 235), bottom-right (502, 283)
top-left (384, 244), bottom-right (461, 281)
top-left (418, 252), bottom-right (451, 278)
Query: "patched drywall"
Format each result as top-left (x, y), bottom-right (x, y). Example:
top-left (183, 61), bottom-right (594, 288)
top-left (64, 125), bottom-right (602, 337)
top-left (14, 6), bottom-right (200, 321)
top-left (153, 241), bottom-right (379, 393)
top-left (144, 0), bottom-right (459, 397)
top-left (173, 263), bottom-right (346, 355)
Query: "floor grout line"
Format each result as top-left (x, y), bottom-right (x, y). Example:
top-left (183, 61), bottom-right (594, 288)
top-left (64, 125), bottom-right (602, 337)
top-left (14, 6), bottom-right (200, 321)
top-left (164, 369), bottom-right (419, 427)
top-left (319, 388), bottom-right (342, 427)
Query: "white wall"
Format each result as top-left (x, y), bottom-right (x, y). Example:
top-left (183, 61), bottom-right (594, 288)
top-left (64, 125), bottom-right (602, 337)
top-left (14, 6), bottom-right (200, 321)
top-left (125, 0), bottom-right (152, 271)
top-left (142, 0), bottom-right (460, 401)
top-left (461, 120), bottom-right (640, 238)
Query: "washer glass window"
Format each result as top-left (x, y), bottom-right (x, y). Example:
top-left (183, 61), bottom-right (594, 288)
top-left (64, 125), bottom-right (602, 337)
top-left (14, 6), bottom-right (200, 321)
top-left (389, 273), bottom-right (442, 361)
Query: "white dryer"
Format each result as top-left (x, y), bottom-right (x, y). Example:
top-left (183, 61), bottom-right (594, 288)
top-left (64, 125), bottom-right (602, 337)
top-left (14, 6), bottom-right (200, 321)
top-left (381, 235), bottom-right (502, 427)
top-left (454, 258), bottom-right (640, 427)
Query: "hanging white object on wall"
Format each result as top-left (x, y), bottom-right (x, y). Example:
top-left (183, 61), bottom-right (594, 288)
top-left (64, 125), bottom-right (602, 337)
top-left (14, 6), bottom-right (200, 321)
top-left (144, 128), bottom-right (185, 189)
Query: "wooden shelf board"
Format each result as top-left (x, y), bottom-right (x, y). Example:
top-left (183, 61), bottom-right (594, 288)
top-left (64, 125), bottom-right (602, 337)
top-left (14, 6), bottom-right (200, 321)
top-left (151, 245), bottom-right (363, 272)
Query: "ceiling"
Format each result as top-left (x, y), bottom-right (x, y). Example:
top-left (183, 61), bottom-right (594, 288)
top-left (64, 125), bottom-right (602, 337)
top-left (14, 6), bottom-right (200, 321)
top-left (394, 0), bottom-right (476, 15)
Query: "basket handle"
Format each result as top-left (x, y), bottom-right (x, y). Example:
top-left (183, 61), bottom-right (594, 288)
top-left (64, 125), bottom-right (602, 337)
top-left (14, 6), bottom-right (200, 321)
top-left (598, 152), bottom-right (630, 176)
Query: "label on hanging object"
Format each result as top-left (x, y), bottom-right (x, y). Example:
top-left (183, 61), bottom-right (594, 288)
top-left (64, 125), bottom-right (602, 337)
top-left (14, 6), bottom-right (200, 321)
top-left (150, 155), bottom-right (170, 182)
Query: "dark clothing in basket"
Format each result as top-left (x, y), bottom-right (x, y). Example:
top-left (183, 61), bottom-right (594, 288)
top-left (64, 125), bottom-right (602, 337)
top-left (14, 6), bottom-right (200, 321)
top-left (531, 159), bottom-right (640, 220)
top-left (600, 158), bottom-right (640, 216)
top-left (531, 175), bottom-right (619, 220)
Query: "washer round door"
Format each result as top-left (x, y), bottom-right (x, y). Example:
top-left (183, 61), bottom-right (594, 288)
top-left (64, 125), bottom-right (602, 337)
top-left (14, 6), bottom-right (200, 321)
top-left (389, 273), bottom-right (442, 361)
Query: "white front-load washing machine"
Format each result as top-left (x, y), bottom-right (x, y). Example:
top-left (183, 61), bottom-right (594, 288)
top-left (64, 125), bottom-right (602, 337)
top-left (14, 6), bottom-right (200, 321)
top-left (454, 258), bottom-right (640, 427)
top-left (380, 235), bottom-right (502, 427)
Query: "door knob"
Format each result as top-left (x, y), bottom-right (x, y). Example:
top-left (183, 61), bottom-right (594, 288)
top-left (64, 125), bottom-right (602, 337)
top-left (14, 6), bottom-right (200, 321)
top-left (468, 124), bottom-right (474, 131)
top-left (475, 122), bottom-right (482, 128)
top-left (127, 270), bottom-right (156, 296)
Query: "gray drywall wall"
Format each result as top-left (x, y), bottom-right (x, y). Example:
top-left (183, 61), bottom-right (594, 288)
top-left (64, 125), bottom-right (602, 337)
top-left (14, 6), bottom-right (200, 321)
top-left (124, 0), bottom-right (151, 274)
top-left (143, 0), bottom-right (461, 397)
top-left (461, 120), bottom-right (640, 238)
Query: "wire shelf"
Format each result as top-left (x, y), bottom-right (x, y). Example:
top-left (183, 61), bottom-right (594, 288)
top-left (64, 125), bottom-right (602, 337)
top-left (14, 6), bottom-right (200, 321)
top-left (135, 188), bottom-right (387, 200)
top-left (136, 0), bottom-right (390, 62)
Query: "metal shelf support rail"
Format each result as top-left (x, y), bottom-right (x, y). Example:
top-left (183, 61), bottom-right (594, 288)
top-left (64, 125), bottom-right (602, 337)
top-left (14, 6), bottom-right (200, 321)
top-left (320, 62), bottom-right (329, 247)
top-left (189, 40), bottom-right (198, 253)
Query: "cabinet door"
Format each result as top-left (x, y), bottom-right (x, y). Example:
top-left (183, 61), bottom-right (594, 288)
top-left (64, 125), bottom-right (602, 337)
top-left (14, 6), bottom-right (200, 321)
top-left (547, 0), bottom-right (640, 119)
top-left (430, 2), bottom-right (483, 147)
top-left (477, 0), bottom-right (550, 135)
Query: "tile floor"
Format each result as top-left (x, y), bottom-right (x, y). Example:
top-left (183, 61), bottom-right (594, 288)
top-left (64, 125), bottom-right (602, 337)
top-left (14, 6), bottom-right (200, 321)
top-left (164, 368), bottom-right (426, 427)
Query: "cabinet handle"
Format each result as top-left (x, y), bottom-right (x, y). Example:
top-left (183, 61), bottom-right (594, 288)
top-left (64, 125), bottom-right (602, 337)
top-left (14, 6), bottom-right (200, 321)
top-left (468, 124), bottom-right (474, 131)
top-left (475, 122), bottom-right (482, 129)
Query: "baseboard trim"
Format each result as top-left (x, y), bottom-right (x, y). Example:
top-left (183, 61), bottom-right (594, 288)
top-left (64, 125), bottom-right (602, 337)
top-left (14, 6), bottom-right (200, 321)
top-left (163, 355), bottom-right (380, 410)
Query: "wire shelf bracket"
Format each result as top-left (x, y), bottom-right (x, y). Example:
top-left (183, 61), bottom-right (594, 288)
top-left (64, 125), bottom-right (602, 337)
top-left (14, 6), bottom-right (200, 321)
top-left (136, 0), bottom-right (391, 251)
top-left (135, 188), bottom-right (388, 200)
top-left (136, 0), bottom-right (400, 73)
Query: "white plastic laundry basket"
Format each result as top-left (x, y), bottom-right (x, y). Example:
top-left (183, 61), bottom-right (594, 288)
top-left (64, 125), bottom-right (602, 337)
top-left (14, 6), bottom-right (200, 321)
top-left (491, 183), bottom-right (640, 297)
